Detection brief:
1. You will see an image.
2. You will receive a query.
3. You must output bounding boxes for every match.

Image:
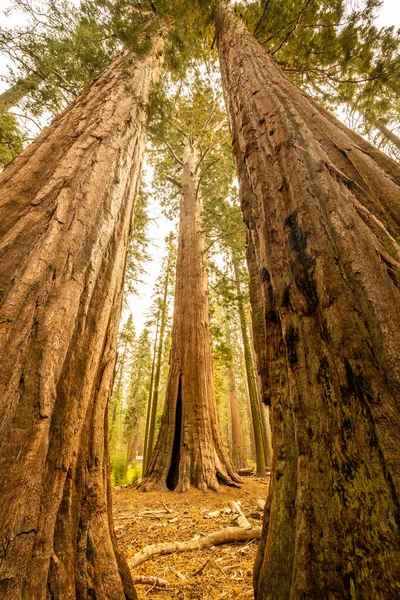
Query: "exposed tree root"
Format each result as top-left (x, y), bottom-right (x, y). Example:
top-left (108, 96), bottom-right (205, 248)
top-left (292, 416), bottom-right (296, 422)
top-left (129, 526), bottom-right (261, 569)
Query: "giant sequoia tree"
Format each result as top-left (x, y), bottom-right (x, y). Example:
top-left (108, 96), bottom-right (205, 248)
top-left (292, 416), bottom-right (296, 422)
top-left (139, 78), bottom-right (241, 491)
top-left (217, 2), bottom-right (400, 597)
top-left (140, 137), bottom-right (241, 491)
top-left (0, 33), bottom-right (163, 598)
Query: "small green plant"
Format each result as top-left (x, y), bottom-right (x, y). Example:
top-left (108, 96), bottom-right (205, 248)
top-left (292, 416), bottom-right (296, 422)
top-left (111, 447), bottom-right (126, 486)
top-left (127, 461), bottom-right (142, 485)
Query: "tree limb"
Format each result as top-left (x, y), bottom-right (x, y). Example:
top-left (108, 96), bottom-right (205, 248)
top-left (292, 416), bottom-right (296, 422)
top-left (129, 527), bottom-right (261, 568)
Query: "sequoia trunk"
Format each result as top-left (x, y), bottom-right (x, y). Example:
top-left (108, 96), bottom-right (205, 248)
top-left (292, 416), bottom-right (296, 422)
top-left (0, 40), bottom-right (162, 600)
top-left (217, 3), bottom-right (400, 598)
top-left (139, 142), bottom-right (241, 492)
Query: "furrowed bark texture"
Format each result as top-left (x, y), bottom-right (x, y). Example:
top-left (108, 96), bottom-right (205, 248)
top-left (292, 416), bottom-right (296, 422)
top-left (139, 143), bottom-right (241, 492)
top-left (0, 41), bottom-right (162, 600)
top-left (217, 4), bottom-right (400, 599)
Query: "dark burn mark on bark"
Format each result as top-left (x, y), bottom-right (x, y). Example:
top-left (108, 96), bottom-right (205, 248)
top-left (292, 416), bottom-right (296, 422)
top-left (166, 377), bottom-right (182, 491)
top-left (263, 393), bottom-right (271, 407)
top-left (285, 326), bottom-right (299, 367)
top-left (260, 267), bottom-right (270, 283)
top-left (285, 210), bottom-right (318, 312)
top-left (344, 359), bottom-right (373, 404)
top-left (281, 285), bottom-right (292, 310)
top-left (342, 458), bottom-right (359, 481)
top-left (342, 417), bottom-right (354, 438)
top-left (260, 267), bottom-right (275, 304)
top-left (317, 356), bottom-right (332, 402)
top-left (267, 310), bottom-right (280, 325)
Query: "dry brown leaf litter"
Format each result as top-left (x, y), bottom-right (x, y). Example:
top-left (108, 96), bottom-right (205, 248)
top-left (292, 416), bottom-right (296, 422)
top-left (112, 477), bottom-right (269, 600)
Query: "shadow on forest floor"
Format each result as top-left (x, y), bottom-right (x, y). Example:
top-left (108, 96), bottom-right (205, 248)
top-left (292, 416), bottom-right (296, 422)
top-left (112, 477), bottom-right (269, 599)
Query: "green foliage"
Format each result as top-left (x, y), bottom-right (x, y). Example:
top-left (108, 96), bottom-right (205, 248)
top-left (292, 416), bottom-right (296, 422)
top-left (148, 67), bottom-right (235, 220)
top-left (1, 0), bottom-right (119, 117)
top-left (124, 184), bottom-right (152, 297)
top-left (0, 114), bottom-right (23, 167)
top-left (111, 446), bottom-right (127, 486)
top-left (127, 461), bottom-right (142, 485)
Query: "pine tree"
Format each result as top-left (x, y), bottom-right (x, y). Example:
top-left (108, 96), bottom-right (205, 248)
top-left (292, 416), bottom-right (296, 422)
top-left (217, 3), bottom-right (400, 597)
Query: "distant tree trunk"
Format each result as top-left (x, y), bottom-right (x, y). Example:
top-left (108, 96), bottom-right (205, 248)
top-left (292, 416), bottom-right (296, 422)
top-left (234, 262), bottom-right (266, 476)
top-left (142, 313), bottom-right (159, 473)
top-left (0, 73), bottom-right (42, 115)
top-left (146, 249), bottom-right (173, 466)
top-left (0, 39), bottom-right (163, 600)
top-left (217, 3), bottom-right (400, 598)
top-left (130, 434), bottom-right (138, 463)
top-left (249, 319), bottom-right (272, 469)
top-left (371, 118), bottom-right (400, 153)
top-left (228, 364), bottom-right (247, 469)
top-left (246, 391), bottom-right (256, 462)
top-left (139, 142), bottom-right (241, 492)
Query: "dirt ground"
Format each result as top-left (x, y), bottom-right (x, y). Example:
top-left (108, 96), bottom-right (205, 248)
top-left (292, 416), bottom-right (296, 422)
top-left (112, 477), bottom-right (269, 600)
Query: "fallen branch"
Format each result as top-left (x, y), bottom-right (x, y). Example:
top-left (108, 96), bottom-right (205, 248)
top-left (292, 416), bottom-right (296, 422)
top-left (237, 467), bottom-right (255, 476)
top-left (132, 576), bottom-right (170, 589)
top-left (228, 501), bottom-right (251, 530)
top-left (129, 527), bottom-right (262, 568)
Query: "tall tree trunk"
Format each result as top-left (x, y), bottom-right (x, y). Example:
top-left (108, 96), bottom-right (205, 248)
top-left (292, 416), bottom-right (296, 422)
top-left (249, 318), bottom-right (273, 469)
top-left (234, 262), bottom-right (266, 477)
top-left (217, 3), bottom-right (400, 598)
top-left (246, 390), bottom-right (256, 462)
top-left (370, 118), bottom-right (400, 153)
top-left (146, 249), bottom-right (172, 465)
top-left (225, 322), bottom-right (247, 469)
top-left (142, 313), bottom-right (159, 474)
top-left (0, 38), bottom-right (163, 600)
top-left (0, 73), bottom-right (42, 115)
top-left (139, 142), bottom-right (241, 492)
top-left (228, 363), bottom-right (247, 469)
top-left (130, 434), bottom-right (138, 463)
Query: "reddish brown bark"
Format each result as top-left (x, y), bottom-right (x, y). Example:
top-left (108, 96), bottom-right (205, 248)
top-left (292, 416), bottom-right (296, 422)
top-left (0, 41), bottom-right (163, 599)
top-left (217, 3), bottom-right (400, 598)
top-left (228, 364), bottom-right (247, 469)
top-left (139, 142), bottom-right (241, 492)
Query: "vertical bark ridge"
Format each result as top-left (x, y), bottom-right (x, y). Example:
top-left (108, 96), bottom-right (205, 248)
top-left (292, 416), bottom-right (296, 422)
top-left (217, 3), bottom-right (400, 598)
top-left (0, 37), bottom-right (163, 599)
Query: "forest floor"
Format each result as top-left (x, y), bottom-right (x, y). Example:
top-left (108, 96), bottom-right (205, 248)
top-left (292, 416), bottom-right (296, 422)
top-left (112, 476), bottom-right (269, 600)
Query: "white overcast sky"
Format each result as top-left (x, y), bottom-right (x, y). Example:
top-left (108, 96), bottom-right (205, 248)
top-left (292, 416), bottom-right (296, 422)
top-left (0, 0), bottom-right (399, 334)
